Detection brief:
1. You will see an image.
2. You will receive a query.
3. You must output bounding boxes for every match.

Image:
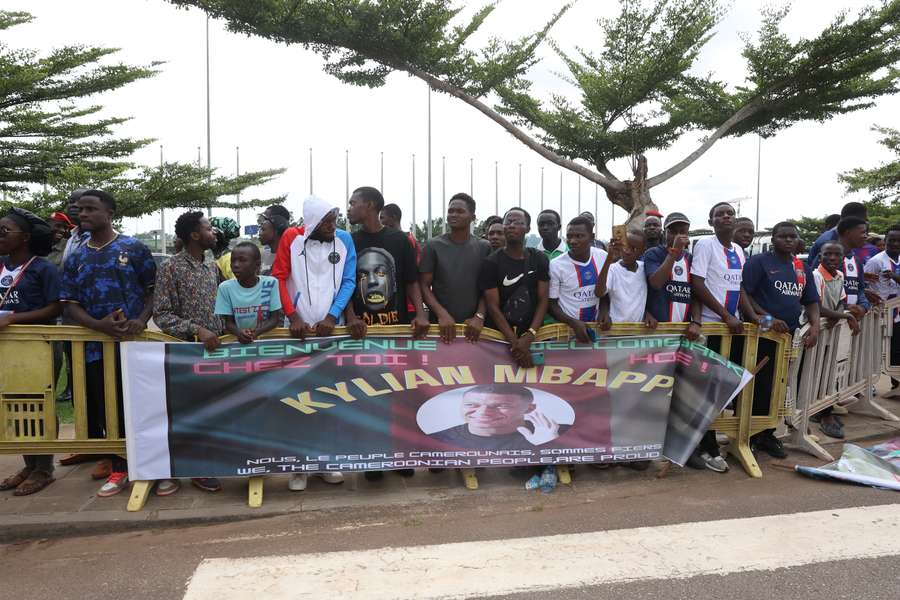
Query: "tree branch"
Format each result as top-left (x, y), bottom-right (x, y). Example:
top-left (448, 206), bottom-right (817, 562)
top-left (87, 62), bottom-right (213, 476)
top-left (647, 97), bottom-right (763, 188)
top-left (404, 66), bottom-right (626, 192)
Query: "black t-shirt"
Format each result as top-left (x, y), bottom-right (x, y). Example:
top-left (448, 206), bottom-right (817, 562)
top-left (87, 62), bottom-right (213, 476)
top-left (478, 248), bottom-right (550, 333)
top-left (351, 228), bottom-right (419, 325)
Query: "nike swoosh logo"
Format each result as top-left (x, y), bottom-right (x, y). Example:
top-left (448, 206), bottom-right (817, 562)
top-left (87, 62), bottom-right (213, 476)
top-left (503, 274), bottom-right (524, 286)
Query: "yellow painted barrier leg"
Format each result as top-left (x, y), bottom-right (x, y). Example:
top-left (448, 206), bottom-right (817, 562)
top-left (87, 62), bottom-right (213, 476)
top-left (730, 440), bottom-right (762, 478)
top-left (127, 480), bottom-right (153, 512)
top-left (556, 465), bottom-right (572, 485)
top-left (461, 468), bottom-right (478, 490)
top-left (248, 476), bottom-right (264, 508)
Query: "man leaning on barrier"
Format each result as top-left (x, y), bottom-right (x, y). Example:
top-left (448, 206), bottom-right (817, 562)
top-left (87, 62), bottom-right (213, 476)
top-left (741, 221), bottom-right (821, 459)
top-left (419, 192), bottom-right (490, 345)
top-left (60, 189), bottom-right (157, 498)
top-left (152, 210), bottom-right (225, 496)
top-left (863, 224), bottom-right (900, 398)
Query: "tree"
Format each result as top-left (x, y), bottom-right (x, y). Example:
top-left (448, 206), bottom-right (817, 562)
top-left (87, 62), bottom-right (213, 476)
top-left (3, 161), bottom-right (286, 219)
top-left (0, 11), bottom-right (284, 216)
top-left (840, 125), bottom-right (900, 203)
top-left (169, 0), bottom-right (900, 224)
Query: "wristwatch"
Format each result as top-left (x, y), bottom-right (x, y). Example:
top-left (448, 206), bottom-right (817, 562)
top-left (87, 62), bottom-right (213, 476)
top-left (475, 312), bottom-right (485, 320)
top-left (526, 327), bottom-right (538, 338)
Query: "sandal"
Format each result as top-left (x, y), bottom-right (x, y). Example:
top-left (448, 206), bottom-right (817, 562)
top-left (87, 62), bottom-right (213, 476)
top-left (0, 468), bottom-right (32, 491)
top-left (13, 470), bottom-right (55, 496)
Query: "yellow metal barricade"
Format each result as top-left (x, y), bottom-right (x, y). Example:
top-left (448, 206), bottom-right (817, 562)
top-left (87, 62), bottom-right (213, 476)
top-left (1, 322), bottom-right (788, 513)
top-left (539, 321), bottom-right (791, 478)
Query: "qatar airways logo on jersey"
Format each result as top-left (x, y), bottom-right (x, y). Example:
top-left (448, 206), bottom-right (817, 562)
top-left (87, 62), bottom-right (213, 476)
top-left (723, 273), bottom-right (743, 284)
top-left (573, 289), bottom-right (596, 301)
top-left (774, 280), bottom-right (804, 297)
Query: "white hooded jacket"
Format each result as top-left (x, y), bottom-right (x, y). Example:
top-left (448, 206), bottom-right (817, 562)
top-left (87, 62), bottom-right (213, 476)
top-left (272, 195), bottom-right (356, 324)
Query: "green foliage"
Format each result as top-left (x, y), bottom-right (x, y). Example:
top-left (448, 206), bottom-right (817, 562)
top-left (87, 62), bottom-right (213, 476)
top-left (171, 0), bottom-right (900, 212)
top-left (413, 217), bottom-right (446, 243)
top-left (0, 10), bottom-right (159, 193)
top-left (0, 11), bottom-right (285, 218)
top-left (0, 161), bottom-right (286, 218)
top-left (840, 126), bottom-right (900, 202)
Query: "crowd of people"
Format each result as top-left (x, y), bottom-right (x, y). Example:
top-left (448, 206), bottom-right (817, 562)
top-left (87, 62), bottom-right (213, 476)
top-left (0, 185), bottom-right (895, 498)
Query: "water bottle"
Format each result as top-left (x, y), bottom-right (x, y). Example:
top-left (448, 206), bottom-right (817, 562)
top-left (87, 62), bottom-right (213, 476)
top-left (524, 474), bottom-right (541, 491)
top-left (759, 314), bottom-right (774, 332)
top-left (539, 465), bottom-right (558, 493)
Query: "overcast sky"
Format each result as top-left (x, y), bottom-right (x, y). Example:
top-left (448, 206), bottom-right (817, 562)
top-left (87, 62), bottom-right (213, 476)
top-left (7, 0), bottom-right (899, 237)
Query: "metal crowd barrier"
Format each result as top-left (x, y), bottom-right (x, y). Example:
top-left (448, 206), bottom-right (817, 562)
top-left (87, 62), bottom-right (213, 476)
top-left (882, 296), bottom-right (900, 381)
top-left (1, 322), bottom-right (789, 511)
top-left (785, 303), bottom-right (900, 461)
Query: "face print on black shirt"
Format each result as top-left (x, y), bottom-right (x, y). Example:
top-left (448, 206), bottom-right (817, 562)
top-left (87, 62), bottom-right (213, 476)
top-left (356, 247), bottom-right (397, 313)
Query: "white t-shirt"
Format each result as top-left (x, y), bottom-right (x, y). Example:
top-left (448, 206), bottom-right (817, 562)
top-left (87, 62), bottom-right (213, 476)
top-left (690, 237), bottom-right (746, 322)
top-left (605, 260), bottom-right (647, 323)
top-left (549, 247), bottom-right (608, 322)
top-left (863, 250), bottom-right (900, 301)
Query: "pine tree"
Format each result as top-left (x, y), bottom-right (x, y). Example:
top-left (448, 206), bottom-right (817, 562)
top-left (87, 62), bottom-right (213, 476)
top-left (170, 0), bottom-right (900, 223)
top-left (0, 11), bottom-right (284, 217)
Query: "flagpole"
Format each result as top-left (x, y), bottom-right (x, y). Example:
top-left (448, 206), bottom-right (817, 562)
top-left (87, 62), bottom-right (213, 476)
top-left (205, 15), bottom-right (212, 216)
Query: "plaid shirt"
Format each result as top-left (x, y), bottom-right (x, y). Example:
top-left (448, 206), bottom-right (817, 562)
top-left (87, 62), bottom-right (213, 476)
top-left (152, 251), bottom-right (222, 340)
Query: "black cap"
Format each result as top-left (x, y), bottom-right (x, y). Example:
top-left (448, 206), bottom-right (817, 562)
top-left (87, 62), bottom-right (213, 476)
top-left (664, 212), bottom-right (690, 228)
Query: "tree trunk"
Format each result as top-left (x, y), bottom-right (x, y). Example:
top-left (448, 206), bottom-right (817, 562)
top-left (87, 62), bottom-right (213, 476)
top-left (603, 155), bottom-right (659, 229)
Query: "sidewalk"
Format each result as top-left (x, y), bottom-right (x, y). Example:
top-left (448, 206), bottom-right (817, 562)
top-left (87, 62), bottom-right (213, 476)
top-left (2, 395), bottom-right (899, 542)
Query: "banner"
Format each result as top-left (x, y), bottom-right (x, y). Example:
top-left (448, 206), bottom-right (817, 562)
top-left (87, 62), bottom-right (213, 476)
top-left (122, 334), bottom-right (751, 480)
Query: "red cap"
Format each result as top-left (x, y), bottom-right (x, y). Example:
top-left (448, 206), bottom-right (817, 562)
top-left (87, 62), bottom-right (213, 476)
top-left (49, 212), bottom-right (75, 230)
top-left (645, 210), bottom-right (664, 218)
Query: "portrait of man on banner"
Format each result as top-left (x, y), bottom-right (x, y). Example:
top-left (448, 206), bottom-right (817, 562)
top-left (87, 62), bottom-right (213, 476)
top-left (421, 384), bottom-right (574, 451)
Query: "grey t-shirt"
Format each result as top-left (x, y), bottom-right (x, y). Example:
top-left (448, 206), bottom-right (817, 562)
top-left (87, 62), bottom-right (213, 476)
top-left (419, 233), bottom-right (491, 323)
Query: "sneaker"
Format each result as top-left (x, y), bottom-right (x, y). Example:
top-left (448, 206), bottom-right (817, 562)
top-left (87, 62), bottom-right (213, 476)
top-left (316, 472), bottom-right (344, 485)
top-left (288, 473), bottom-right (308, 491)
top-left (751, 430), bottom-right (788, 459)
top-left (97, 472), bottom-right (129, 497)
top-left (686, 449), bottom-right (707, 470)
top-left (820, 415), bottom-right (845, 439)
top-left (701, 452), bottom-right (729, 473)
top-left (882, 386), bottom-right (900, 399)
top-left (155, 479), bottom-right (180, 496)
top-left (364, 471), bottom-right (384, 482)
top-left (191, 478), bottom-right (222, 492)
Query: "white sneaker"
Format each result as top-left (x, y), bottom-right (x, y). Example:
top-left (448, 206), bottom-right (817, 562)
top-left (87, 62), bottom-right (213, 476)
top-left (882, 386), bottom-right (900, 399)
top-left (288, 473), bottom-right (308, 491)
top-left (701, 452), bottom-right (729, 473)
top-left (316, 472), bottom-right (344, 485)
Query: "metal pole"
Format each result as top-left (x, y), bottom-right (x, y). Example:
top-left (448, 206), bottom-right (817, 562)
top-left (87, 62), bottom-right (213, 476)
top-left (235, 146), bottom-right (240, 229)
top-left (594, 184), bottom-right (599, 226)
top-left (345, 149), bottom-right (349, 206)
top-left (559, 171), bottom-right (563, 215)
top-left (427, 86), bottom-right (432, 239)
top-left (197, 146), bottom-right (201, 167)
top-left (309, 147), bottom-right (313, 195)
top-left (380, 152), bottom-right (384, 192)
top-left (518, 163), bottom-right (522, 204)
top-left (494, 161), bottom-right (499, 216)
top-left (159, 145), bottom-right (165, 252)
top-left (412, 154), bottom-right (416, 234)
top-left (755, 135), bottom-right (762, 229)
top-left (469, 158), bottom-right (473, 197)
top-left (577, 177), bottom-right (581, 216)
top-left (441, 156), bottom-right (446, 234)
top-left (205, 16), bottom-right (212, 216)
top-left (540, 167), bottom-right (544, 211)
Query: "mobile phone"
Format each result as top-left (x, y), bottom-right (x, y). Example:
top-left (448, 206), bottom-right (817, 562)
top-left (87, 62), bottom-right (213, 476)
top-left (587, 329), bottom-right (597, 342)
top-left (531, 352), bottom-right (545, 366)
top-left (612, 224), bottom-right (626, 242)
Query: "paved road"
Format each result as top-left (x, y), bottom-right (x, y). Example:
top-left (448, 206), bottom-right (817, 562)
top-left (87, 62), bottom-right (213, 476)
top-left (2, 454), bottom-right (899, 600)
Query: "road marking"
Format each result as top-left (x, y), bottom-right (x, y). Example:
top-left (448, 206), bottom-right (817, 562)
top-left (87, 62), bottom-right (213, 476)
top-left (183, 503), bottom-right (900, 600)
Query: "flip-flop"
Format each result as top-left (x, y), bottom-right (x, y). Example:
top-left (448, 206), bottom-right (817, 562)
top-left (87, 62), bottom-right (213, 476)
top-left (0, 468), bottom-right (33, 491)
top-left (13, 470), bottom-right (54, 496)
